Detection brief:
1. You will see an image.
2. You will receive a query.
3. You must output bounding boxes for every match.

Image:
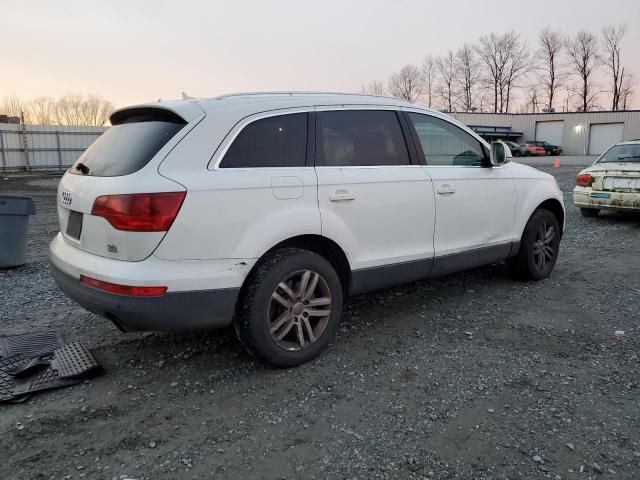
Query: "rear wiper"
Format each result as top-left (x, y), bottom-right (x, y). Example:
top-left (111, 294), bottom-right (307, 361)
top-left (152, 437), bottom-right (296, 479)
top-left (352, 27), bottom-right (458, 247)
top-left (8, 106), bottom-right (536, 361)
top-left (75, 162), bottom-right (90, 175)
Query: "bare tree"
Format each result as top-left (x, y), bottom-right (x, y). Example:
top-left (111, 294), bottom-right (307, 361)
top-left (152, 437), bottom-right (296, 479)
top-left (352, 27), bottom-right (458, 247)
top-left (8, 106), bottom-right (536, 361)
top-left (435, 51), bottom-right (457, 112)
top-left (1, 94), bottom-right (31, 122)
top-left (536, 27), bottom-right (564, 110)
top-left (566, 30), bottom-right (602, 111)
top-left (602, 24), bottom-right (627, 110)
top-left (29, 96), bottom-right (56, 125)
top-left (502, 32), bottom-right (532, 113)
top-left (81, 94), bottom-right (114, 126)
top-left (476, 33), bottom-right (504, 113)
top-left (360, 80), bottom-right (386, 96)
top-left (525, 87), bottom-right (541, 113)
top-left (476, 31), bottom-right (531, 113)
top-left (388, 64), bottom-right (423, 103)
top-left (422, 55), bottom-right (437, 108)
top-left (619, 71), bottom-right (635, 110)
top-left (52, 93), bottom-right (113, 126)
top-left (55, 94), bottom-right (85, 125)
top-left (455, 44), bottom-right (481, 111)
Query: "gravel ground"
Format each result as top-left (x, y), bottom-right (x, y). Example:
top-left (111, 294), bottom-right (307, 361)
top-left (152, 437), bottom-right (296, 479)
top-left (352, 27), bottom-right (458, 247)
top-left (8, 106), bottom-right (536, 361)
top-left (0, 157), bottom-right (638, 480)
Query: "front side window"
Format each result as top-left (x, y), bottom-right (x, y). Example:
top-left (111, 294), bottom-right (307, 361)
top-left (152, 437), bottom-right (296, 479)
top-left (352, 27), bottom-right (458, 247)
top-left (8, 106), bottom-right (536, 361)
top-left (316, 110), bottom-right (410, 167)
top-left (220, 113), bottom-right (307, 168)
top-left (409, 113), bottom-right (486, 166)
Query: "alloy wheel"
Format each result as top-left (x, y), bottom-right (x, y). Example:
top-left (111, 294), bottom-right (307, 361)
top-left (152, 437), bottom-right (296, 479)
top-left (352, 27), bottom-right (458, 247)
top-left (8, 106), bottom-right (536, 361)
top-left (267, 270), bottom-right (332, 351)
top-left (532, 222), bottom-right (556, 271)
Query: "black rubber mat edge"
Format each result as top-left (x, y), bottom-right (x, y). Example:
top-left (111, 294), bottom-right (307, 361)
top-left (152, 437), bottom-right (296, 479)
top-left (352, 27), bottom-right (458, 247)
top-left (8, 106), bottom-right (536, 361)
top-left (51, 342), bottom-right (99, 379)
top-left (0, 331), bottom-right (66, 359)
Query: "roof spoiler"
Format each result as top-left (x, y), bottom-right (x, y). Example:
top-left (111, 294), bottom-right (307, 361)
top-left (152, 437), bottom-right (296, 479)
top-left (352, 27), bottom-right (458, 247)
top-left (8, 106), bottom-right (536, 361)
top-left (109, 101), bottom-right (205, 125)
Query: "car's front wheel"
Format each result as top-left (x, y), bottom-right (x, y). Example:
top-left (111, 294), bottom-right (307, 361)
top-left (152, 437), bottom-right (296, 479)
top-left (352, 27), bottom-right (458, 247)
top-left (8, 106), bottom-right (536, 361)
top-left (235, 248), bottom-right (343, 367)
top-left (508, 209), bottom-right (561, 281)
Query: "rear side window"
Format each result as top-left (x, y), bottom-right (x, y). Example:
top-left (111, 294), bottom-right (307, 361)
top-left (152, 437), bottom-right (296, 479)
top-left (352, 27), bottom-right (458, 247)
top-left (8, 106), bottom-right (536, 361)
top-left (220, 113), bottom-right (307, 168)
top-left (409, 113), bottom-right (486, 166)
top-left (70, 117), bottom-right (185, 177)
top-left (316, 110), bottom-right (410, 167)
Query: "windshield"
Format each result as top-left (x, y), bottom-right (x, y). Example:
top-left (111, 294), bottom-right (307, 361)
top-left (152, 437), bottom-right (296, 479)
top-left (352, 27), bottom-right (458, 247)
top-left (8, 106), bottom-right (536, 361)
top-left (70, 120), bottom-right (185, 177)
top-left (597, 144), bottom-right (640, 164)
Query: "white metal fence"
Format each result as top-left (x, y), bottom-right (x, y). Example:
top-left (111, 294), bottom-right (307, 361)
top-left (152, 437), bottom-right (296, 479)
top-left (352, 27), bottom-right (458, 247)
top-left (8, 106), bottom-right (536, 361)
top-left (0, 123), bottom-right (106, 172)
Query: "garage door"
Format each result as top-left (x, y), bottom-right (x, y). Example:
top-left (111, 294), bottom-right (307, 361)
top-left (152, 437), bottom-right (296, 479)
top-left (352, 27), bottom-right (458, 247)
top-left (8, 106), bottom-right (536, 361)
top-left (588, 123), bottom-right (624, 155)
top-left (535, 121), bottom-right (564, 146)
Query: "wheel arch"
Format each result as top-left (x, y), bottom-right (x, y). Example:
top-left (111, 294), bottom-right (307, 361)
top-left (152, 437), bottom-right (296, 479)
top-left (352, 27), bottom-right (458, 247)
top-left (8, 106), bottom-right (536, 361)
top-left (240, 234), bottom-right (353, 298)
top-left (536, 198), bottom-right (565, 238)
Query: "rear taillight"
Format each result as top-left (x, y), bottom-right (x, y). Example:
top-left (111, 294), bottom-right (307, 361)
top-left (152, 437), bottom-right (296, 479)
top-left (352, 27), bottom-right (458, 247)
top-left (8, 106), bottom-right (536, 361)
top-left (91, 192), bottom-right (186, 232)
top-left (576, 173), bottom-right (593, 187)
top-left (80, 276), bottom-right (167, 296)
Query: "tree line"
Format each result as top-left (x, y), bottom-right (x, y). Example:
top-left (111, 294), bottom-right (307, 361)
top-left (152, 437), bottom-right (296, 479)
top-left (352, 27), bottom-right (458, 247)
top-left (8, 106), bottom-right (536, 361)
top-left (363, 25), bottom-right (634, 113)
top-left (0, 93), bottom-right (114, 126)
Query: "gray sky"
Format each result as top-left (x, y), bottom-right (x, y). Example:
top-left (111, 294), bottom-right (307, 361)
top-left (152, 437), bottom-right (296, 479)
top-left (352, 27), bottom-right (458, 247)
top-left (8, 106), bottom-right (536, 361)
top-left (2, 0), bottom-right (639, 108)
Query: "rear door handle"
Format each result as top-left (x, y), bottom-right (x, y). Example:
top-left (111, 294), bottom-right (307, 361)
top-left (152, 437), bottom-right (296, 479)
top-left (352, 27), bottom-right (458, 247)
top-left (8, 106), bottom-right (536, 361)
top-left (329, 190), bottom-right (356, 202)
top-left (437, 185), bottom-right (456, 195)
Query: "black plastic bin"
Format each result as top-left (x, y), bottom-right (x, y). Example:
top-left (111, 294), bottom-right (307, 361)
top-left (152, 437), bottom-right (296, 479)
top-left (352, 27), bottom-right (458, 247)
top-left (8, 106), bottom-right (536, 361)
top-left (0, 195), bottom-right (37, 268)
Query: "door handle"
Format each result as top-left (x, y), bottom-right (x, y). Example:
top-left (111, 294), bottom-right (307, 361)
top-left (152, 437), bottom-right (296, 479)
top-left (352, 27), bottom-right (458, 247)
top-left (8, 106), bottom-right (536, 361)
top-left (437, 185), bottom-right (456, 195)
top-left (329, 190), bottom-right (356, 202)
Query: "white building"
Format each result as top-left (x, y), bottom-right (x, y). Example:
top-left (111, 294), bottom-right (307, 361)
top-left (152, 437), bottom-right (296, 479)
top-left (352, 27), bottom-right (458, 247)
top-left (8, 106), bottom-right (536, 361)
top-left (450, 111), bottom-right (640, 155)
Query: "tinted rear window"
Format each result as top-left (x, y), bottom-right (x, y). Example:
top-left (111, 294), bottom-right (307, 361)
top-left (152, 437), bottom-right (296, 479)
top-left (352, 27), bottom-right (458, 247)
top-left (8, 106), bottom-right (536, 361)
top-left (316, 110), bottom-right (410, 167)
top-left (220, 113), bottom-right (307, 168)
top-left (70, 120), bottom-right (185, 177)
top-left (598, 144), bottom-right (640, 163)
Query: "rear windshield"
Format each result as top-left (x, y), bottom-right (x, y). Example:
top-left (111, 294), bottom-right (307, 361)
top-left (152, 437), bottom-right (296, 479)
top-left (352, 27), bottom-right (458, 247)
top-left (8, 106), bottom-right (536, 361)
top-left (70, 119), bottom-right (185, 177)
top-left (597, 144), bottom-right (640, 164)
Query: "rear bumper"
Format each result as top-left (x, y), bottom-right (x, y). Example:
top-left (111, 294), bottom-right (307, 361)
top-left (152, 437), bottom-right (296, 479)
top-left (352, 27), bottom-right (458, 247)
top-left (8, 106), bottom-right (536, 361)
top-left (49, 260), bottom-right (239, 332)
top-left (573, 188), bottom-right (640, 212)
top-left (48, 233), bottom-right (248, 332)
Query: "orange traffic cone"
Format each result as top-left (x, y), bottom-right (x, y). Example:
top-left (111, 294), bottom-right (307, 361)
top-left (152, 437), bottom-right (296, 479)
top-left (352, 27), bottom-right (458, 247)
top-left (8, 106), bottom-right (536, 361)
top-left (553, 158), bottom-right (560, 168)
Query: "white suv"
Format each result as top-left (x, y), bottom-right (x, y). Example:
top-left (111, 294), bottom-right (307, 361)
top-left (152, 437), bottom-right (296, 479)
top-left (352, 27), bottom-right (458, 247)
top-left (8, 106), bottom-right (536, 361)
top-left (50, 92), bottom-right (565, 366)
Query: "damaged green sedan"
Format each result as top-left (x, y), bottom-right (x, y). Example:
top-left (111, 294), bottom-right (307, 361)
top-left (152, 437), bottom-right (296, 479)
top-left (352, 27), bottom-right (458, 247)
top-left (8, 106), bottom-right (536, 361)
top-left (573, 140), bottom-right (640, 217)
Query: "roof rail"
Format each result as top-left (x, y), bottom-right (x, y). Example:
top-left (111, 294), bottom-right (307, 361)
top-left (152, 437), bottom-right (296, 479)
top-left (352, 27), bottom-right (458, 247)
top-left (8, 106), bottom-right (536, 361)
top-left (213, 91), bottom-right (405, 102)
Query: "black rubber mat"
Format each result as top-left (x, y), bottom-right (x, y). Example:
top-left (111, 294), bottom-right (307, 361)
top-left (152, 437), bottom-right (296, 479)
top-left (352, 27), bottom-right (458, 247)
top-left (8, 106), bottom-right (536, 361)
top-left (51, 342), bottom-right (99, 378)
top-left (0, 354), bottom-right (28, 401)
top-left (0, 370), bottom-right (15, 402)
top-left (0, 331), bottom-right (66, 358)
top-left (0, 334), bottom-right (99, 402)
top-left (12, 366), bottom-right (78, 398)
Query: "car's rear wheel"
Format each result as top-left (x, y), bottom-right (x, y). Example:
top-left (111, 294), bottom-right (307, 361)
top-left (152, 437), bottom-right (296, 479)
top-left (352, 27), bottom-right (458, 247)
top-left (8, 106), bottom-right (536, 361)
top-left (512, 150), bottom-right (521, 157)
top-left (580, 208), bottom-right (599, 218)
top-left (508, 209), bottom-right (560, 281)
top-left (235, 248), bottom-right (343, 367)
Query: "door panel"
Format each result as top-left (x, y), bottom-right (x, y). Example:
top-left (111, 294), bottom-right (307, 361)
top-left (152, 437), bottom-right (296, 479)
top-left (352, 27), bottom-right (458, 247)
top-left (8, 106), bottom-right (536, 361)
top-left (406, 112), bottom-right (516, 258)
top-left (317, 166), bottom-right (435, 269)
top-left (315, 109), bottom-right (436, 271)
top-left (427, 166), bottom-right (516, 256)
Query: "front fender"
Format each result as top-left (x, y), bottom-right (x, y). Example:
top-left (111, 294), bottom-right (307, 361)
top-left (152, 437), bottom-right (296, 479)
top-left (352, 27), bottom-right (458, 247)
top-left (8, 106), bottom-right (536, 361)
top-left (508, 163), bottom-right (565, 239)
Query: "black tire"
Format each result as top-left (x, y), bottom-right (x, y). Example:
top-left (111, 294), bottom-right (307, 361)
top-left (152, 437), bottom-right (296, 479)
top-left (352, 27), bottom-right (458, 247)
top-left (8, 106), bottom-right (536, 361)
top-left (235, 248), bottom-right (343, 367)
top-left (508, 209), bottom-right (561, 281)
top-left (512, 150), bottom-right (521, 157)
top-left (580, 208), bottom-right (599, 218)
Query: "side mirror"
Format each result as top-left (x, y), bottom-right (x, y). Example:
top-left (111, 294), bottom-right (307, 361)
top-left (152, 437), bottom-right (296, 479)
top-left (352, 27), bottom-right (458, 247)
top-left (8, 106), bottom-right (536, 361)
top-left (490, 141), bottom-right (512, 166)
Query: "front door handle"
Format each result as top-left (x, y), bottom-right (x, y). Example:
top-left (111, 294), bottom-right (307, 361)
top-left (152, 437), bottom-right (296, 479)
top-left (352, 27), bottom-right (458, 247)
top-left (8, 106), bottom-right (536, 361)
top-left (437, 185), bottom-right (456, 195)
top-left (329, 190), bottom-right (356, 202)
